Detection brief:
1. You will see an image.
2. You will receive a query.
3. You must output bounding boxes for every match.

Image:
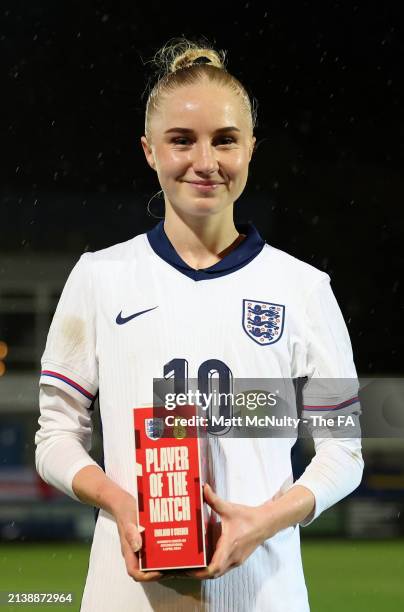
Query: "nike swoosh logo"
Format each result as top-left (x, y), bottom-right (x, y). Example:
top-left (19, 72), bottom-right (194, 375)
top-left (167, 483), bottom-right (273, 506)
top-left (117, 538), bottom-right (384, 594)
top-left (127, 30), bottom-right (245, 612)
top-left (116, 306), bottom-right (158, 325)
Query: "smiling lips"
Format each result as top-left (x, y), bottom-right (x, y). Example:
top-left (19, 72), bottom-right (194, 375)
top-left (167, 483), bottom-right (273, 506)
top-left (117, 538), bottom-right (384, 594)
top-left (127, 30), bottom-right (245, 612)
top-left (185, 181), bottom-right (225, 192)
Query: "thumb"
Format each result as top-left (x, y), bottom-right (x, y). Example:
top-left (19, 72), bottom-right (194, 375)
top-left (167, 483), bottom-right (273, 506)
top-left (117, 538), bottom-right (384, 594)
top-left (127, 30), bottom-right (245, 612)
top-left (203, 483), bottom-right (227, 515)
top-left (126, 523), bottom-right (144, 552)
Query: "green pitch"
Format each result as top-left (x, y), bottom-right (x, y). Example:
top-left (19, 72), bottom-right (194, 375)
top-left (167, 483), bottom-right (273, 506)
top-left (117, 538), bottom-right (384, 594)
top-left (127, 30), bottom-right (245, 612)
top-left (302, 540), bottom-right (404, 611)
top-left (0, 540), bottom-right (403, 611)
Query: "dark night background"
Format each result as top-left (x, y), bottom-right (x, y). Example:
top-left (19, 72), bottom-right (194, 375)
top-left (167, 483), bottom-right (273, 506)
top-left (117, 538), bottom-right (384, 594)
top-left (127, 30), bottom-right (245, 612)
top-left (1, 1), bottom-right (403, 374)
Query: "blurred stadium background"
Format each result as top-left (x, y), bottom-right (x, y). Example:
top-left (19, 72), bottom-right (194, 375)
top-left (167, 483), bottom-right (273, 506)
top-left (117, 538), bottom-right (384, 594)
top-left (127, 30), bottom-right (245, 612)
top-left (1, 1), bottom-right (403, 610)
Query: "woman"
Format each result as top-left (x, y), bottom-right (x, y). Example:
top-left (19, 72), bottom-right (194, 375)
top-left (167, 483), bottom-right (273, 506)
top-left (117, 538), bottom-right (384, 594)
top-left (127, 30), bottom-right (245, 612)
top-left (35, 38), bottom-right (364, 611)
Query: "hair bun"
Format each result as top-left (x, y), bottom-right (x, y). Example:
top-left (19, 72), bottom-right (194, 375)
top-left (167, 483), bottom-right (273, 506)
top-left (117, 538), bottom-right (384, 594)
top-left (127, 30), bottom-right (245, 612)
top-left (146, 38), bottom-right (226, 78)
top-left (191, 56), bottom-right (212, 65)
top-left (170, 47), bottom-right (225, 73)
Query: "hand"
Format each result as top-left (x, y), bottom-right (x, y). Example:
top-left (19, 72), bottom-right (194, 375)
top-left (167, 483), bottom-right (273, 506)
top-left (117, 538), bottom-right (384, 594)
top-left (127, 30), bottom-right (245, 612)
top-left (186, 483), bottom-right (275, 580)
top-left (113, 493), bottom-right (164, 582)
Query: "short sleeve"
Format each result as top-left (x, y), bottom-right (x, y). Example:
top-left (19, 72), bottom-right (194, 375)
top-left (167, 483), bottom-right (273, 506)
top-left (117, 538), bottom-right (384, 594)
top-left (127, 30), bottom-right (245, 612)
top-left (301, 276), bottom-right (361, 418)
top-left (40, 253), bottom-right (98, 408)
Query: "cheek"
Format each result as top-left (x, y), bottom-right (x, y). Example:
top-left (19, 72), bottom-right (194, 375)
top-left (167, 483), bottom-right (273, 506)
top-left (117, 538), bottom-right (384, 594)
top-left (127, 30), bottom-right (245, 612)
top-left (228, 150), bottom-right (252, 175)
top-left (156, 150), bottom-right (190, 175)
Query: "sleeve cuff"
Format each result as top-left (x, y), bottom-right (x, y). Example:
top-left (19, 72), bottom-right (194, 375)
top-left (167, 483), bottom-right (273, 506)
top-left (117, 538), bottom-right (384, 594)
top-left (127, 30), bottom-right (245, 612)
top-left (288, 481), bottom-right (323, 527)
top-left (36, 438), bottom-right (103, 501)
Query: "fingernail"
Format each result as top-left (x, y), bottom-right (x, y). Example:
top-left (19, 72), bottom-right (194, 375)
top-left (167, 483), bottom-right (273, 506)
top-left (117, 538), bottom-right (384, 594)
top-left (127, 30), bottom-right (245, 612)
top-left (133, 539), bottom-right (142, 552)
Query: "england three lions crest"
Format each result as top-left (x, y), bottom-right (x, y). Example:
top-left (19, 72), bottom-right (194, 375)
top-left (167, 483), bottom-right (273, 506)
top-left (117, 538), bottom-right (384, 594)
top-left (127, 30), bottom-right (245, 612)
top-left (145, 417), bottom-right (164, 440)
top-left (242, 299), bottom-right (285, 346)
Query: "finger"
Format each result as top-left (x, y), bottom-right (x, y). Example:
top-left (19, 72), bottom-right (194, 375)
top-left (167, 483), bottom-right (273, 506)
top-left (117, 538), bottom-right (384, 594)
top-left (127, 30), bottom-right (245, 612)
top-left (121, 537), bottom-right (140, 577)
top-left (186, 563), bottom-right (220, 580)
top-left (132, 570), bottom-right (164, 582)
top-left (125, 523), bottom-right (143, 552)
top-left (185, 539), bottom-right (227, 580)
top-left (199, 535), bottom-right (233, 579)
top-left (203, 483), bottom-right (228, 515)
top-left (122, 539), bottom-right (163, 581)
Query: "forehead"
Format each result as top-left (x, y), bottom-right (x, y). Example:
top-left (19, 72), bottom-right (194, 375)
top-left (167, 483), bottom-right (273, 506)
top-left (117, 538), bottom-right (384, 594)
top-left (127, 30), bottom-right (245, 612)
top-left (153, 83), bottom-right (248, 131)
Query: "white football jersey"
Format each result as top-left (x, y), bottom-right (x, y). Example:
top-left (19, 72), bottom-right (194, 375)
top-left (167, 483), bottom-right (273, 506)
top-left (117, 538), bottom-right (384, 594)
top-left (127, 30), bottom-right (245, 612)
top-left (37, 221), bottom-right (363, 612)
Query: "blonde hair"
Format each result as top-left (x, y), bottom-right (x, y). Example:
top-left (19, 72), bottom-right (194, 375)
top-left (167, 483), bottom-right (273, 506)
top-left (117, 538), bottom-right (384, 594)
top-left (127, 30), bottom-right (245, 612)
top-left (143, 37), bottom-right (258, 141)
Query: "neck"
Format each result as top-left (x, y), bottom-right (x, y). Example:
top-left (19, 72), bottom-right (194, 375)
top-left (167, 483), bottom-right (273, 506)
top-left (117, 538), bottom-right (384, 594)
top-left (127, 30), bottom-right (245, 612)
top-left (163, 206), bottom-right (243, 270)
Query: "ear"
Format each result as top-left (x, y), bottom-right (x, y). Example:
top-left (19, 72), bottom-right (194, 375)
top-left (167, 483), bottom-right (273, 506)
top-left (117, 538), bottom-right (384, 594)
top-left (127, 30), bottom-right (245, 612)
top-left (140, 136), bottom-right (157, 171)
top-left (250, 136), bottom-right (257, 160)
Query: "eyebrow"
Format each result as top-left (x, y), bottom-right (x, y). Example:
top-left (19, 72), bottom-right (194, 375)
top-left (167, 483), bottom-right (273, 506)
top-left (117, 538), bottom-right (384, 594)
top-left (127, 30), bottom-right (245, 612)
top-left (164, 126), bottom-right (241, 135)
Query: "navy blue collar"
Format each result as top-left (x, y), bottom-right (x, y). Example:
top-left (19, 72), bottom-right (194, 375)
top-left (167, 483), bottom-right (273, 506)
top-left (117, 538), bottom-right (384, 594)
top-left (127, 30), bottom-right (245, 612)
top-left (146, 220), bottom-right (265, 281)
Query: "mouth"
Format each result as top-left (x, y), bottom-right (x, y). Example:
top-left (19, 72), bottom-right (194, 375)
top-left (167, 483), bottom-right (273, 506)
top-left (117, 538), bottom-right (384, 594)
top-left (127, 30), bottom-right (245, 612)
top-left (185, 182), bottom-right (225, 192)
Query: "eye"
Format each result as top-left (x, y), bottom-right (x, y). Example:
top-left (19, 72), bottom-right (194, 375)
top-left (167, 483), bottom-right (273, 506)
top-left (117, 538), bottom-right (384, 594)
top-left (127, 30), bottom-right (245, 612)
top-left (172, 137), bottom-right (192, 146)
top-left (215, 136), bottom-right (236, 145)
top-left (170, 135), bottom-right (237, 146)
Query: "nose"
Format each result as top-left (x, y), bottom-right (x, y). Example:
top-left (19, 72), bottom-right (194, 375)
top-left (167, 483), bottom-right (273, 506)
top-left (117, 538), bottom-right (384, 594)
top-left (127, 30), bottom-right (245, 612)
top-left (192, 141), bottom-right (219, 175)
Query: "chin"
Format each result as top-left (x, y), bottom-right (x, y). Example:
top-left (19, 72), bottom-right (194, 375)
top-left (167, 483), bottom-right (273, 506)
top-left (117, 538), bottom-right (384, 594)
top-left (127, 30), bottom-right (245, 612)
top-left (188, 200), bottom-right (228, 216)
top-left (168, 196), bottom-right (226, 215)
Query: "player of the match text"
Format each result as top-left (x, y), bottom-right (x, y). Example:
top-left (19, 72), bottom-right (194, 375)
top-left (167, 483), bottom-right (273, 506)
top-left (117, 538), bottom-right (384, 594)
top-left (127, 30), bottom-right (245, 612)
top-left (0, 592), bottom-right (74, 605)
